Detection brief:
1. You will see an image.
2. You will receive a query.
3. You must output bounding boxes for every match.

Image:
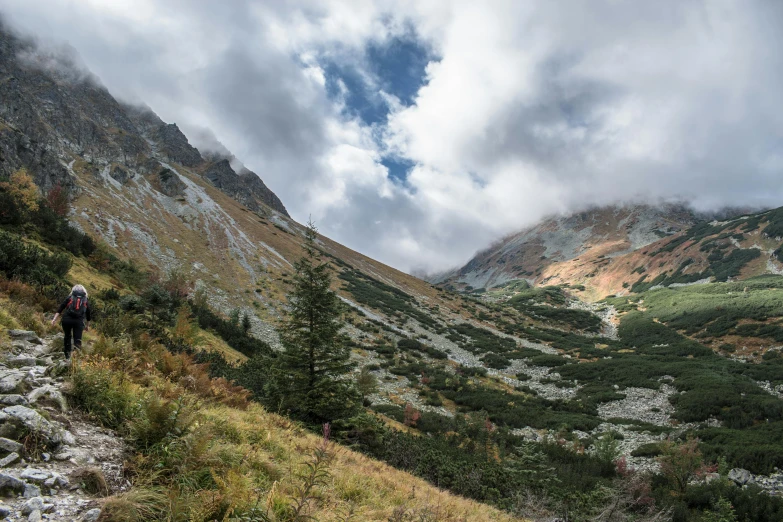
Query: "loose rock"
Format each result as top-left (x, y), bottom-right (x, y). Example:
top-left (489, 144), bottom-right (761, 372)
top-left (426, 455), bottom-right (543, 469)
top-left (80, 508), bottom-right (101, 522)
top-left (0, 438), bottom-right (21, 455)
top-left (21, 468), bottom-right (51, 483)
top-left (0, 454), bottom-right (18, 468)
top-left (8, 331), bottom-right (42, 345)
top-left (23, 483), bottom-right (41, 498)
top-left (0, 473), bottom-right (25, 496)
top-left (21, 496), bottom-right (45, 515)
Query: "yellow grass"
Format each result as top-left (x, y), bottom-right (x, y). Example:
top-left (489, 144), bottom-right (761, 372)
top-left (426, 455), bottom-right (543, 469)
top-left (199, 404), bottom-right (522, 521)
top-left (197, 329), bottom-right (248, 364)
top-left (67, 257), bottom-right (117, 293)
top-left (62, 329), bottom-right (526, 522)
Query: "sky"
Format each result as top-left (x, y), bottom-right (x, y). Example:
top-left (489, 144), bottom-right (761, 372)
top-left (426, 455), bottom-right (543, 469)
top-left (3, 1), bottom-right (783, 273)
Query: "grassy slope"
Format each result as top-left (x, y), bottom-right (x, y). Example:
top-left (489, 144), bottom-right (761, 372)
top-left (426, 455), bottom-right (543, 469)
top-left (446, 207), bottom-right (783, 301)
top-left (604, 275), bottom-right (783, 358)
top-left (68, 159), bottom-right (470, 328)
top-left (0, 289), bottom-right (519, 522)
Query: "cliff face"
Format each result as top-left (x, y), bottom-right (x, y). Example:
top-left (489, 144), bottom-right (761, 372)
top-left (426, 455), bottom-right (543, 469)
top-left (0, 22), bottom-right (288, 217)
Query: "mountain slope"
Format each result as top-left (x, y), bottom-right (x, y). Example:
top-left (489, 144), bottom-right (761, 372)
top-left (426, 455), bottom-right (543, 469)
top-left (0, 23), bottom-right (288, 218)
top-left (435, 204), bottom-right (697, 290)
top-left (439, 204), bottom-right (783, 300)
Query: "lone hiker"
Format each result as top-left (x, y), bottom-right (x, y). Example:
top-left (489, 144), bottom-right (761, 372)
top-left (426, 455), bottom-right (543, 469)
top-left (51, 284), bottom-right (91, 360)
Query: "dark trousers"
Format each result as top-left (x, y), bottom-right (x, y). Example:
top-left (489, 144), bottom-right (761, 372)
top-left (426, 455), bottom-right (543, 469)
top-left (62, 319), bottom-right (84, 358)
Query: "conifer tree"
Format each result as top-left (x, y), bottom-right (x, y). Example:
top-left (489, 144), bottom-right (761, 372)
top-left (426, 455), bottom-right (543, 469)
top-left (269, 220), bottom-right (360, 423)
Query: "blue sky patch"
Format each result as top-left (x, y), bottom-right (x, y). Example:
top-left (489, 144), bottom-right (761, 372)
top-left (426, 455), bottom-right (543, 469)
top-left (381, 156), bottom-right (416, 184)
top-left (321, 31), bottom-right (432, 182)
top-left (366, 34), bottom-right (431, 106)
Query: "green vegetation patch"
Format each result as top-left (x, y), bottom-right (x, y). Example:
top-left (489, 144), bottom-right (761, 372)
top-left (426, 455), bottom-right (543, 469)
top-left (446, 323), bottom-right (516, 355)
top-left (339, 269), bottom-right (438, 328)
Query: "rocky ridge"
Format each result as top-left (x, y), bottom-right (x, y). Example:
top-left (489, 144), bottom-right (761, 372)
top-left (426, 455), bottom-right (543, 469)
top-left (0, 22), bottom-right (288, 217)
top-left (0, 330), bottom-right (127, 521)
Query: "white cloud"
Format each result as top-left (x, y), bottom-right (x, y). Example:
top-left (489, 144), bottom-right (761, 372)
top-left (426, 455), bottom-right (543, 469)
top-left (3, 0), bottom-right (783, 273)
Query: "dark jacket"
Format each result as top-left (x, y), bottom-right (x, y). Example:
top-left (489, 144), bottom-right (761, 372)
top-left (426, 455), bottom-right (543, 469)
top-left (57, 291), bottom-right (91, 323)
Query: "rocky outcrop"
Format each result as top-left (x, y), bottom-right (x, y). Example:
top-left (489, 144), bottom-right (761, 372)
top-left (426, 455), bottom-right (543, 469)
top-left (239, 167), bottom-right (289, 217)
top-left (0, 330), bottom-right (128, 520)
top-left (0, 21), bottom-right (288, 217)
top-left (155, 167), bottom-right (187, 198)
top-left (152, 123), bottom-right (203, 167)
top-left (204, 159), bottom-right (289, 216)
top-left (123, 104), bottom-right (203, 167)
top-left (0, 24), bottom-right (148, 184)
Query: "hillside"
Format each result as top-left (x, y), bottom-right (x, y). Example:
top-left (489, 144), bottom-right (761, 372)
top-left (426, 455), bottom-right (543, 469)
top-left (2, 19), bottom-right (783, 522)
top-left (0, 21), bottom-right (465, 351)
top-left (438, 204), bottom-right (783, 300)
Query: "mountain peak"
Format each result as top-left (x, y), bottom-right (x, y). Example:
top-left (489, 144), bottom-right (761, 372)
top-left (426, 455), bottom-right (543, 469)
top-left (0, 22), bottom-right (287, 217)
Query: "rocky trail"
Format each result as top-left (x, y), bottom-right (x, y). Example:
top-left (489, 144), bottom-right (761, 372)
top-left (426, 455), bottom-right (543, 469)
top-left (0, 330), bottom-right (128, 521)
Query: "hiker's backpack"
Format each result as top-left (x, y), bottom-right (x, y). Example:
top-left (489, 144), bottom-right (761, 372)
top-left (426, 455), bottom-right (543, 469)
top-left (65, 292), bottom-right (88, 320)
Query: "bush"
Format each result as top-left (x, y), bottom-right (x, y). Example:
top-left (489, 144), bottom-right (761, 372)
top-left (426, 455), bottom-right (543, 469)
top-left (70, 363), bottom-right (139, 431)
top-left (529, 354), bottom-right (569, 367)
top-left (481, 352), bottom-right (511, 369)
top-left (631, 442), bottom-right (664, 458)
top-left (0, 230), bottom-right (71, 298)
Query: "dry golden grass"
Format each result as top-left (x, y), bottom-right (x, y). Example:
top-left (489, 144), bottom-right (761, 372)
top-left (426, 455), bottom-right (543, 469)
top-left (68, 257), bottom-right (117, 293)
top-left (198, 404), bottom-right (522, 522)
top-left (197, 329), bottom-right (248, 364)
top-left (65, 329), bottom-right (525, 522)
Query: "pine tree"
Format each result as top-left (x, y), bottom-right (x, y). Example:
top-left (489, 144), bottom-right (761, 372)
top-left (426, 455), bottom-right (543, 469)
top-left (269, 220), bottom-right (360, 424)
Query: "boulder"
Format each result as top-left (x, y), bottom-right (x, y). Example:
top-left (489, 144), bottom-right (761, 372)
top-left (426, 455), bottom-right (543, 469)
top-left (0, 472), bottom-right (25, 496)
top-left (0, 504), bottom-right (10, 517)
top-left (28, 510), bottom-right (42, 522)
top-left (27, 386), bottom-right (68, 412)
top-left (0, 394), bottom-right (28, 406)
top-left (728, 468), bottom-right (752, 486)
top-left (2, 405), bottom-right (67, 446)
top-left (5, 357), bottom-right (36, 369)
top-left (0, 370), bottom-right (26, 394)
top-left (80, 508), bottom-right (102, 522)
top-left (7, 331), bottom-right (42, 345)
top-left (0, 438), bottom-right (22, 455)
top-left (21, 496), bottom-right (44, 515)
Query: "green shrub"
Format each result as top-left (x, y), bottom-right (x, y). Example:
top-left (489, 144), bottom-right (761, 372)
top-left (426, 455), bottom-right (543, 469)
top-left (481, 352), bottom-right (511, 369)
top-left (70, 364), bottom-right (139, 431)
top-left (529, 354), bottom-right (569, 367)
top-left (631, 442), bottom-right (664, 457)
